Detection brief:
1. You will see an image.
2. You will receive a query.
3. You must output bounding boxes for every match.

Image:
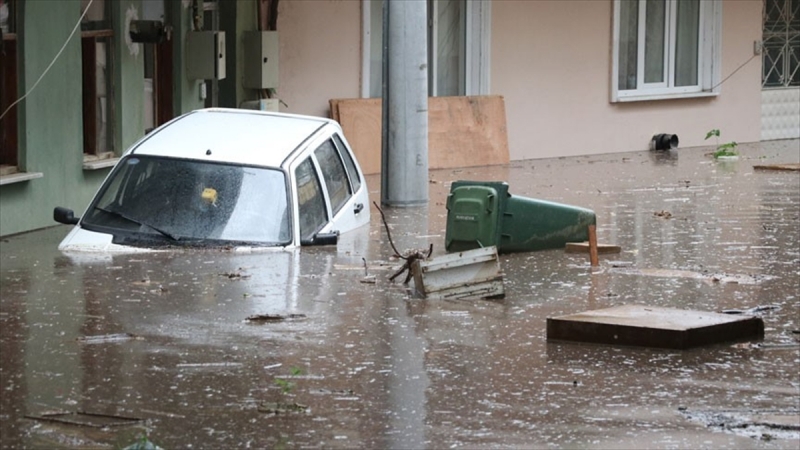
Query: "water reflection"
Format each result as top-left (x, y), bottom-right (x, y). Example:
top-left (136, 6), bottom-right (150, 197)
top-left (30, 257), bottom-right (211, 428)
top-left (1, 141), bottom-right (798, 448)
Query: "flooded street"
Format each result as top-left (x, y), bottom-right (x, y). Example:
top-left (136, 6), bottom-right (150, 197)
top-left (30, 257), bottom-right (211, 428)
top-left (2, 141), bottom-right (799, 449)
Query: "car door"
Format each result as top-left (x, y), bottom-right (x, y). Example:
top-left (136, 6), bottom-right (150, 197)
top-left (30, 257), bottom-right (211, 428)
top-left (288, 128), bottom-right (369, 246)
top-left (293, 155), bottom-right (329, 244)
top-left (313, 133), bottom-right (369, 234)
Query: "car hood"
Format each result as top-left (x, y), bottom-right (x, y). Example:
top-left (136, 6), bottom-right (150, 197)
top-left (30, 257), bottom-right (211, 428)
top-left (58, 226), bottom-right (297, 253)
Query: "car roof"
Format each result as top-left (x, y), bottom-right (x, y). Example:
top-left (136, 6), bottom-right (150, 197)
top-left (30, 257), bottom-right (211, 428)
top-left (128, 108), bottom-right (335, 168)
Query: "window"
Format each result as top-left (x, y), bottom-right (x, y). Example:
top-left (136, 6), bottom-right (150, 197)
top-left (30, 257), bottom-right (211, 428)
top-left (333, 134), bottom-right (362, 194)
top-left (0, 0), bottom-right (18, 174)
top-left (612, 0), bottom-right (721, 102)
top-left (295, 158), bottom-right (328, 241)
top-left (314, 139), bottom-right (352, 216)
top-left (81, 0), bottom-right (114, 159)
top-left (762, 0), bottom-right (800, 88)
top-left (365, 0), bottom-right (490, 98)
top-left (429, 0), bottom-right (466, 96)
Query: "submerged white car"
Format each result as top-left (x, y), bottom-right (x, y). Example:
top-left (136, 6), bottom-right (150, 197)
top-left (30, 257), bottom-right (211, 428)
top-left (54, 108), bottom-right (370, 251)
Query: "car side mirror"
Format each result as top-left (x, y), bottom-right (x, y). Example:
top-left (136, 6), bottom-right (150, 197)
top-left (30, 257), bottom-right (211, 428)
top-left (300, 231), bottom-right (339, 247)
top-left (54, 207), bottom-right (80, 225)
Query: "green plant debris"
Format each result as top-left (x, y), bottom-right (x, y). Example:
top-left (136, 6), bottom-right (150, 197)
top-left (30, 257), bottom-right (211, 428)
top-left (122, 435), bottom-right (163, 450)
top-left (274, 367), bottom-right (303, 394)
top-left (705, 129), bottom-right (738, 159)
top-left (274, 378), bottom-right (294, 394)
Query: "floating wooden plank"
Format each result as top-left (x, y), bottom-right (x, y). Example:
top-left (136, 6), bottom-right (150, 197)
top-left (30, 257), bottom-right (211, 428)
top-left (753, 163), bottom-right (800, 171)
top-left (412, 246), bottom-right (504, 300)
top-left (565, 242), bottom-right (622, 254)
top-left (547, 305), bottom-right (764, 349)
top-left (331, 96), bottom-right (510, 175)
top-left (25, 411), bottom-right (143, 428)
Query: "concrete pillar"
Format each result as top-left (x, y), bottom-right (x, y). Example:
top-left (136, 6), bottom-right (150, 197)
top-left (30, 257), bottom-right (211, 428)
top-left (381, 0), bottom-right (429, 207)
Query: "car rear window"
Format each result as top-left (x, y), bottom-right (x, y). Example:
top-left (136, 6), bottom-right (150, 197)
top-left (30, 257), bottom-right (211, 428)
top-left (333, 133), bottom-right (362, 193)
top-left (314, 139), bottom-right (352, 216)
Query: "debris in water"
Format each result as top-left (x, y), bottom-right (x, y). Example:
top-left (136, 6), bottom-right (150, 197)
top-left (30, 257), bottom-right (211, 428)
top-left (245, 313), bottom-right (307, 322)
top-left (123, 436), bottom-right (164, 450)
top-left (610, 267), bottom-right (770, 285)
top-left (25, 411), bottom-right (143, 428)
top-left (654, 210), bottom-right (672, 219)
top-left (219, 271), bottom-right (250, 280)
top-left (722, 305), bottom-right (781, 315)
top-left (679, 408), bottom-right (800, 441)
top-left (565, 242), bottom-right (622, 254)
top-left (76, 333), bottom-right (139, 343)
top-left (176, 362), bottom-right (242, 368)
top-left (547, 305), bottom-right (764, 349)
top-left (374, 201), bottom-right (433, 284)
top-left (258, 402), bottom-right (309, 414)
top-left (753, 163), bottom-right (800, 171)
top-left (411, 246), bottom-right (505, 300)
top-left (360, 257), bottom-right (377, 284)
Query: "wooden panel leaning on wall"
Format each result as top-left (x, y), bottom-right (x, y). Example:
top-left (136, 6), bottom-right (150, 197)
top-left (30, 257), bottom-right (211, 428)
top-left (329, 95), bottom-right (510, 175)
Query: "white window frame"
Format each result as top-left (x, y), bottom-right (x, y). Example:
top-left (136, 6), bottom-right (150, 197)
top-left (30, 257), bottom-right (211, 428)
top-left (361, 0), bottom-right (490, 98)
top-left (611, 0), bottom-right (722, 103)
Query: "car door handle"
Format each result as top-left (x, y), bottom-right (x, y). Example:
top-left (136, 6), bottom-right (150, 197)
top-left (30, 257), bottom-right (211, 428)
top-left (354, 202), bottom-right (364, 214)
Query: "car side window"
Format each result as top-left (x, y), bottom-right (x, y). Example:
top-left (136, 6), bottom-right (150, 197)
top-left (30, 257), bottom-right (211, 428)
top-left (333, 134), bottom-right (362, 193)
top-left (314, 139), bottom-right (352, 216)
top-left (295, 158), bottom-right (328, 241)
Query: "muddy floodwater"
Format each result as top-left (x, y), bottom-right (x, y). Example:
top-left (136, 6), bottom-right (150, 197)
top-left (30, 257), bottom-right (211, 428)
top-left (2, 141), bottom-right (799, 449)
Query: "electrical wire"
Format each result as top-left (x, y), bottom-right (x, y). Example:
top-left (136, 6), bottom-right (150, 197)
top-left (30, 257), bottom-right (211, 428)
top-left (0, 0), bottom-right (94, 122)
top-left (709, 53), bottom-right (760, 91)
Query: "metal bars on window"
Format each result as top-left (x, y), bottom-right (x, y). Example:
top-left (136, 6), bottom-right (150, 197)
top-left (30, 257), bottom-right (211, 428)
top-left (762, 0), bottom-right (800, 88)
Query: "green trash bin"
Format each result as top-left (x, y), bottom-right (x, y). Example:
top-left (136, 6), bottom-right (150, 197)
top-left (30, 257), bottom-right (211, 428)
top-left (445, 181), bottom-right (596, 253)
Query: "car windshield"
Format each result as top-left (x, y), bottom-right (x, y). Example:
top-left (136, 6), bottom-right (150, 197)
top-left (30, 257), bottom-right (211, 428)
top-left (81, 155), bottom-right (291, 247)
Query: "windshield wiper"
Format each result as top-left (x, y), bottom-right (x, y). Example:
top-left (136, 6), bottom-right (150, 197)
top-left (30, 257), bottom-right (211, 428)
top-left (95, 206), bottom-right (181, 241)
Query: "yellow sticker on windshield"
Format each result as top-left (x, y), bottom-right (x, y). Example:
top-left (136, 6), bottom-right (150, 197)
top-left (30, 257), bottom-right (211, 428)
top-left (201, 188), bottom-right (218, 206)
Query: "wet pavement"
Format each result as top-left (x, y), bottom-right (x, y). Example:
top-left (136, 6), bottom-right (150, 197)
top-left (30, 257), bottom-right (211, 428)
top-left (2, 140), bottom-right (799, 449)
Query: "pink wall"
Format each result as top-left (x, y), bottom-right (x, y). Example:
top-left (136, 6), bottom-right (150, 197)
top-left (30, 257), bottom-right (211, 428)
top-left (491, 0), bottom-right (763, 160)
top-left (277, 0), bottom-right (362, 118)
top-left (275, 0), bottom-right (763, 160)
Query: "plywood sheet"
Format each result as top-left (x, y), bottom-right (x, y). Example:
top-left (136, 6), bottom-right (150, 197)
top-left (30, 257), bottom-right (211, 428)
top-left (753, 163), bottom-right (800, 171)
top-left (331, 96), bottom-right (510, 175)
top-left (547, 305), bottom-right (764, 349)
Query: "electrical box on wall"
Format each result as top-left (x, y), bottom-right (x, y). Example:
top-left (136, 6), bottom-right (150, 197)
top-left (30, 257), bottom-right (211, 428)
top-left (243, 31), bottom-right (279, 89)
top-left (241, 99), bottom-right (280, 112)
top-left (186, 31), bottom-right (226, 80)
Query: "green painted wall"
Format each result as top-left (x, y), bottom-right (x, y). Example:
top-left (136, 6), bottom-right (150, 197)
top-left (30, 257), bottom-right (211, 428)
top-left (113, 0), bottom-right (146, 154)
top-left (0, 0), bottom-right (89, 237)
top-left (0, 0), bottom-right (206, 237)
top-left (170, 0), bottom-right (204, 115)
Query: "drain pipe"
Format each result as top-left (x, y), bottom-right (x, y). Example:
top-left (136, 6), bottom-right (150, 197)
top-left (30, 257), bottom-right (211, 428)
top-left (652, 134), bottom-right (679, 150)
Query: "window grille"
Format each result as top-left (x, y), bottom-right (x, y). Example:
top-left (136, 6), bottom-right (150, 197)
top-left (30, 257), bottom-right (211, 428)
top-left (762, 0), bottom-right (800, 88)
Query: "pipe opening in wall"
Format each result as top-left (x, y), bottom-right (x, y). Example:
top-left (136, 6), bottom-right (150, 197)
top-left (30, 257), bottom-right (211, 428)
top-left (652, 134), bottom-right (679, 150)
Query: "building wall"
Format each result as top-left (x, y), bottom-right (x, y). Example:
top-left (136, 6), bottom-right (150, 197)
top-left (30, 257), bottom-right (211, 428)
top-left (491, 0), bottom-right (763, 160)
top-left (0, 0), bottom-right (202, 237)
top-left (0, 1), bottom-right (96, 237)
top-left (0, 0), bottom-right (766, 237)
top-left (276, 0), bottom-right (362, 118)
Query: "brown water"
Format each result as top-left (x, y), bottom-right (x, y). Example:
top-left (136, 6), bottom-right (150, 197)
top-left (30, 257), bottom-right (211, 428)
top-left (2, 141), bottom-right (798, 449)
